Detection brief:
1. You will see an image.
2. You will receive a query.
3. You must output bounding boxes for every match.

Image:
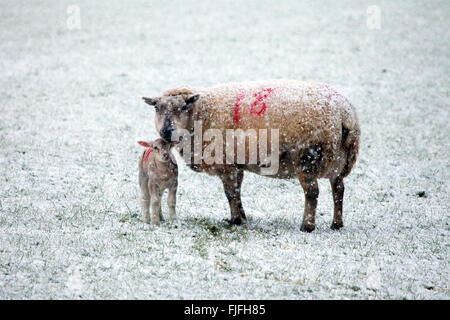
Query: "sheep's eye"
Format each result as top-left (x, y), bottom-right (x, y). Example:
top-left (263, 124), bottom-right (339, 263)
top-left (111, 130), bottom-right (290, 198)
top-left (154, 106), bottom-right (160, 113)
top-left (153, 146), bottom-right (158, 150)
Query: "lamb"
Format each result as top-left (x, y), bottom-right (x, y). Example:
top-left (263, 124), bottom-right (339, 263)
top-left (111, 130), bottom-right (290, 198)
top-left (142, 79), bottom-right (360, 232)
top-left (138, 138), bottom-right (178, 226)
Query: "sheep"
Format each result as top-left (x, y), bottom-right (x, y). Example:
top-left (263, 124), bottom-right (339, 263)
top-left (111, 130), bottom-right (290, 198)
top-left (138, 138), bottom-right (178, 226)
top-left (142, 79), bottom-right (360, 232)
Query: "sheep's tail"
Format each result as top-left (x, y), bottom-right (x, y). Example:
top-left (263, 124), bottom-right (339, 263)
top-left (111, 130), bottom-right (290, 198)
top-left (340, 106), bottom-right (360, 178)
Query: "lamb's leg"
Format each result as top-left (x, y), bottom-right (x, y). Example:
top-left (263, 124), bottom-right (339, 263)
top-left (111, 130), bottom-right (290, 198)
top-left (299, 177), bottom-right (319, 233)
top-left (159, 206), bottom-right (165, 222)
top-left (139, 171), bottom-right (151, 224)
top-left (330, 176), bottom-right (344, 230)
top-left (167, 182), bottom-right (177, 221)
top-left (220, 168), bottom-right (246, 225)
top-left (158, 188), bottom-right (165, 222)
top-left (141, 198), bottom-right (151, 224)
top-left (149, 184), bottom-right (162, 226)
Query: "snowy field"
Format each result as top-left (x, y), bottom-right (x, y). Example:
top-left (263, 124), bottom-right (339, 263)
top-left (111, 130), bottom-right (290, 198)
top-left (0, 0), bottom-right (449, 299)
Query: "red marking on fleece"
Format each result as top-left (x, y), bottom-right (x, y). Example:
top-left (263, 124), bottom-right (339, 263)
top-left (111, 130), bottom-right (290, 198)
top-left (233, 88), bottom-right (274, 124)
top-left (233, 90), bottom-right (246, 124)
top-left (143, 148), bottom-right (153, 164)
top-left (249, 88), bottom-right (273, 116)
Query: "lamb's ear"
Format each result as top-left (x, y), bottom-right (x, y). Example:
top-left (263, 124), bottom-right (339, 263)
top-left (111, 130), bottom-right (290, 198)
top-left (142, 97), bottom-right (159, 106)
top-left (185, 94), bottom-right (200, 109)
top-left (138, 140), bottom-right (151, 147)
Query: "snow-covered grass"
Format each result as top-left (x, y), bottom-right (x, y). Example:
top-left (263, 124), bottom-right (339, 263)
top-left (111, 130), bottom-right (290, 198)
top-left (0, 0), bottom-right (449, 299)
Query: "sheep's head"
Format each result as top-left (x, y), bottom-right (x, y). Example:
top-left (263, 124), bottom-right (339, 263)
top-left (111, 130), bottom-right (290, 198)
top-left (138, 138), bottom-right (177, 163)
top-left (142, 93), bottom-right (199, 142)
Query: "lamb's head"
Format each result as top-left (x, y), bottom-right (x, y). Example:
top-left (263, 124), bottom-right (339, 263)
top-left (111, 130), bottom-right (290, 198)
top-left (142, 92), bottom-right (199, 142)
top-left (138, 138), bottom-right (177, 163)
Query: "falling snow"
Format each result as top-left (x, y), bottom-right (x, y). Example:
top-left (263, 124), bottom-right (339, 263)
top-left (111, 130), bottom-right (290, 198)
top-left (0, 0), bottom-right (449, 299)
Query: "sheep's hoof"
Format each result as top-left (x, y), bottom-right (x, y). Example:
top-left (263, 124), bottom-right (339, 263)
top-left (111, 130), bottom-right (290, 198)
top-left (300, 223), bottom-right (315, 233)
top-left (226, 216), bottom-right (243, 225)
top-left (331, 221), bottom-right (344, 230)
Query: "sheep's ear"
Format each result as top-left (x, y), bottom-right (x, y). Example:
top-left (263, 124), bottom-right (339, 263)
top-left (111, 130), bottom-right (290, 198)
top-left (142, 97), bottom-right (159, 106)
top-left (138, 140), bottom-right (151, 147)
top-left (185, 94), bottom-right (200, 109)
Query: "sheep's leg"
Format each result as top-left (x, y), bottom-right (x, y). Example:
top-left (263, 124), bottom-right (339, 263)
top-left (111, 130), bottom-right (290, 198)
top-left (330, 176), bottom-right (344, 230)
top-left (139, 171), bottom-right (151, 224)
top-left (235, 169), bottom-right (246, 220)
top-left (220, 169), bottom-right (246, 225)
top-left (292, 145), bottom-right (322, 232)
top-left (167, 182), bottom-right (177, 221)
top-left (298, 177), bottom-right (319, 233)
top-left (149, 184), bottom-right (162, 226)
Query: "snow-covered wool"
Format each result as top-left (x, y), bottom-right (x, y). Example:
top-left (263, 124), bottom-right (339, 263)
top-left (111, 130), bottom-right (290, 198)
top-left (151, 79), bottom-right (361, 231)
top-left (162, 80), bottom-right (359, 178)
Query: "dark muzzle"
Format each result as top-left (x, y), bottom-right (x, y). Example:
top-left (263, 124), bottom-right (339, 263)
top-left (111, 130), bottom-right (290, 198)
top-left (160, 127), bottom-right (174, 142)
top-left (160, 116), bottom-right (174, 141)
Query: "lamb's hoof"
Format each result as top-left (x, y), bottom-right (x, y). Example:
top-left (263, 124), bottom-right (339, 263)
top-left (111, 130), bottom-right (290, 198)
top-left (331, 221), bottom-right (344, 230)
top-left (300, 223), bottom-right (315, 233)
top-left (142, 217), bottom-right (151, 224)
top-left (151, 220), bottom-right (160, 227)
